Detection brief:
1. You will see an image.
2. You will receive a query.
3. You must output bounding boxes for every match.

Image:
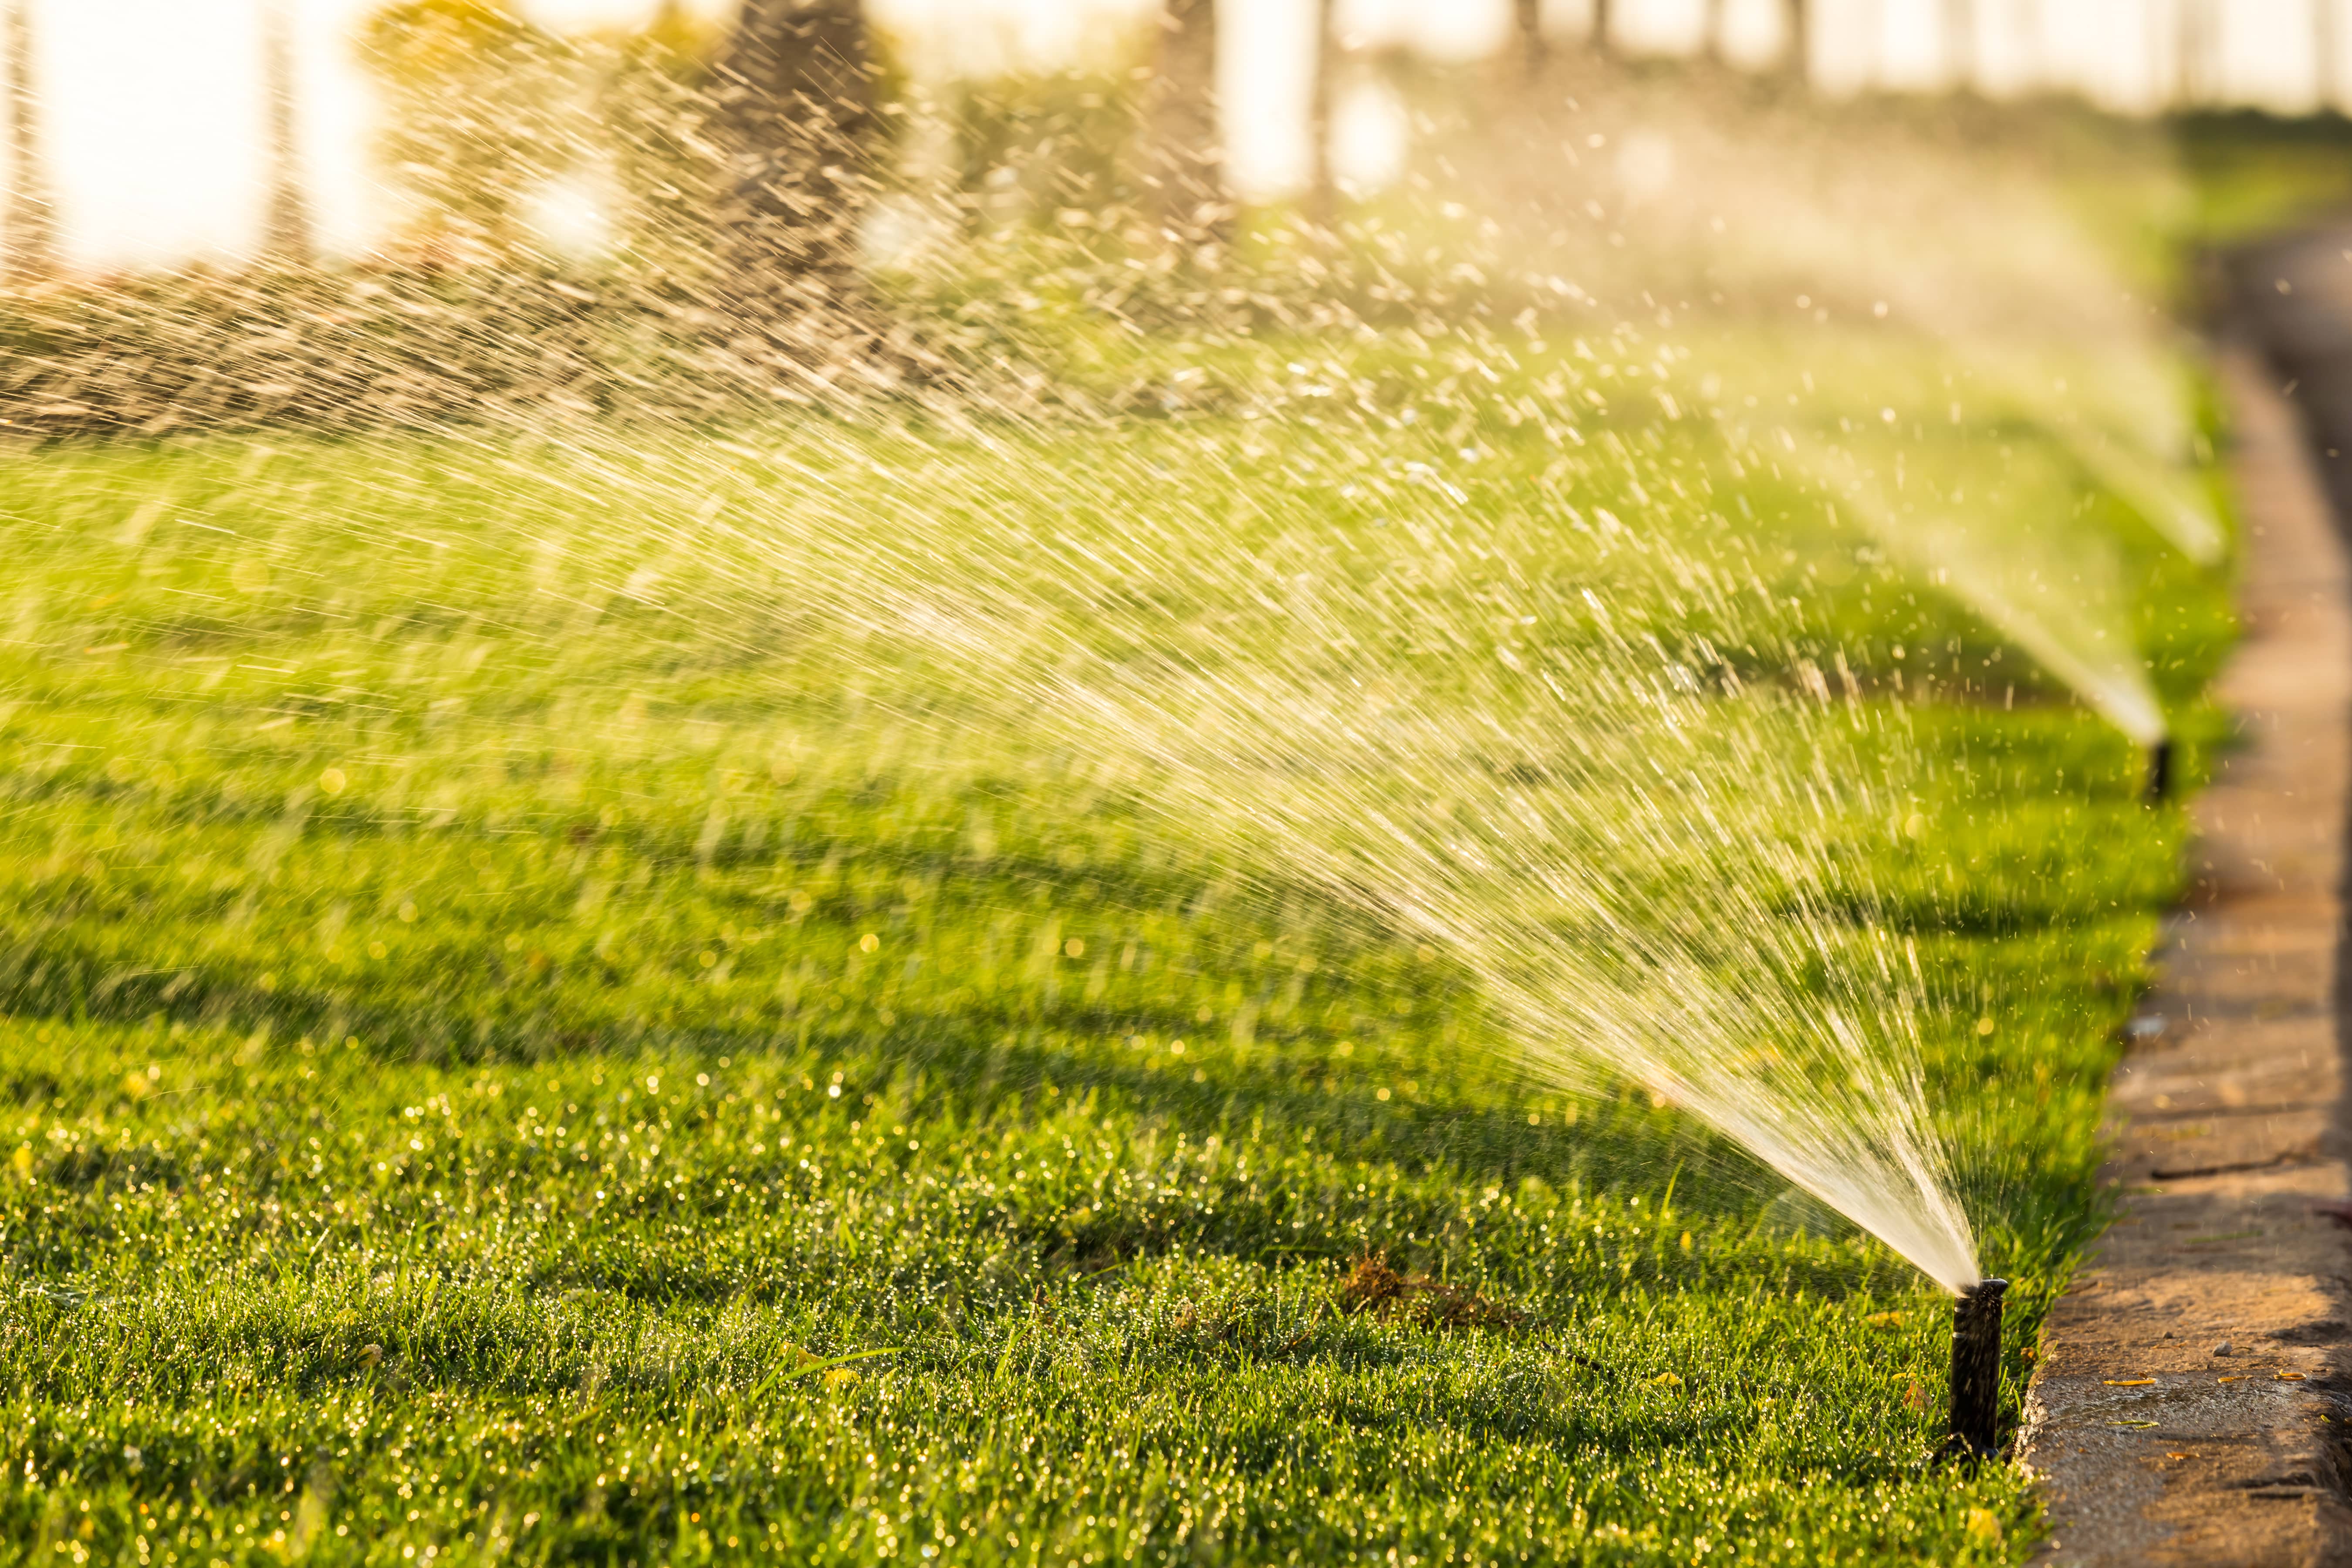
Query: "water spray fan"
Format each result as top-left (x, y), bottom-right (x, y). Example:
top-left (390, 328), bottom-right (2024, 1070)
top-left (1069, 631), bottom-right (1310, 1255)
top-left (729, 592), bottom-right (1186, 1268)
top-left (1788, 437), bottom-right (2174, 785)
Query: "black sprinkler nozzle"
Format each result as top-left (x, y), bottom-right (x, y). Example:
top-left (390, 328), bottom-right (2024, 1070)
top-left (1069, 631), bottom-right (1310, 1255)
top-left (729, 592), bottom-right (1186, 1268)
top-left (1945, 1277), bottom-right (2008, 1460)
top-left (2145, 738), bottom-right (2174, 804)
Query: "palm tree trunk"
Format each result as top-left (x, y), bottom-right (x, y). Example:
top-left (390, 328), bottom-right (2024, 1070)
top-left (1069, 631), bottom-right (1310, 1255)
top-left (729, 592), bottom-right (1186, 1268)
top-left (1787, 0), bottom-right (1808, 82)
top-left (714, 0), bottom-right (874, 308)
top-left (1514, 0), bottom-right (1548, 75)
top-left (2181, 0), bottom-right (2220, 105)
top-left (4, 0), bottom-right (53, 283)
top-left (1945, 0), bottom-right (1973, 91)
top-left (2319, 0), bottom-right (2342, 114)
top-left (262, 0), bottom-right (312, 266)
top-left (1147, 0), bottom-right (1225, 240)
top-left (1307, 0), bottom-right (1338, 229)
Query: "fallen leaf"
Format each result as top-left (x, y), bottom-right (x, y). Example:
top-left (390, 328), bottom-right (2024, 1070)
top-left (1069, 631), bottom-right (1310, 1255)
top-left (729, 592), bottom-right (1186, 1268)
top-left (2274, 1372), bottom-right (2307, 1382)
top-left (2102, 1378), bottom-right (2155, 1386)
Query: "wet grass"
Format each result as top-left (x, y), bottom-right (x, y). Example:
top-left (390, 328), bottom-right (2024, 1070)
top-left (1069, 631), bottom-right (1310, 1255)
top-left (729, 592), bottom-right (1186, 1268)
top-left (0, 331), bottom-right (2227, 1566)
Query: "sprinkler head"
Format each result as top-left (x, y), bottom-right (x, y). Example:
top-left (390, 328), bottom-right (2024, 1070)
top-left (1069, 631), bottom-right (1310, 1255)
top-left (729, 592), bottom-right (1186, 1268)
top-left (1944, 1277), bottom-right (2007, 1460)
top-left (2144, 738), bottom-right (2174, 804)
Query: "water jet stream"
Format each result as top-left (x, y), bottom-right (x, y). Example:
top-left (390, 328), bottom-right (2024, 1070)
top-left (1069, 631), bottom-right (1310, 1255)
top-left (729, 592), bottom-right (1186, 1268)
top-left (618, 438), bottom-right (1991, 1293)
top-left (1791, 435), bottom-right (2169, 748)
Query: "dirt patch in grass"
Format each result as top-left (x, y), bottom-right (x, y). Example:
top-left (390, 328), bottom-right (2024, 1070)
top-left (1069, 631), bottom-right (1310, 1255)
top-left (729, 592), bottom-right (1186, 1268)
top-left (1334, 1253), bottom-right (1529, 1331)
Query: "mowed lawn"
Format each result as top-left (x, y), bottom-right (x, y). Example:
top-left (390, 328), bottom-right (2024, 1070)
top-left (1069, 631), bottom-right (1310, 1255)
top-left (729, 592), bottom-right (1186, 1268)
top-left (0, 333), bottom-right (2225, 1565)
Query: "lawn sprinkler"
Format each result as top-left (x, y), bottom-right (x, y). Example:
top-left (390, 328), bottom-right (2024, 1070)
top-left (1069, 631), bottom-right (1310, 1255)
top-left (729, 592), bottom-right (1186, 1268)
top-left (2145, 738), bottom-right (2173, 804)
top-left (1944, 1277), bottom-right (2007, 1460)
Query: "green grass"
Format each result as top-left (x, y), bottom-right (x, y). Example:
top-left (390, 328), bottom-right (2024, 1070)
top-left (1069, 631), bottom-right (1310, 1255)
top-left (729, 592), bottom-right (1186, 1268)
top-left (2170, 111), bottom-right (2352, 247)
top-left (0, 313), bottom-right (2227, 1567)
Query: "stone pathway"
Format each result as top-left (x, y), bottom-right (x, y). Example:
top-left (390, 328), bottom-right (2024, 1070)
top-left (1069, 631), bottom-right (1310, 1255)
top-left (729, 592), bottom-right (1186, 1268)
top-left (2017, 329), bottom-right (2352, 1565)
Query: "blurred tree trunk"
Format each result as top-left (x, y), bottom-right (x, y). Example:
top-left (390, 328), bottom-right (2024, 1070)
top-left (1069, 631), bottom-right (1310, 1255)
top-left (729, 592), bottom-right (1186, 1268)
top-left (1590, 0), bottom-right (1611, 54)
top-left (1146, 0), bottom-right (1225, 241)
top-left (2320, 0), bottom-right (2341, 114)
top-left (2180, 0), bottom-right (2220, 104)
top-left (1786, 0), bottom-right (1808, 81)
top-left (1514, 0), bottom-right (1548, 76)
top-left (1306, 0), bottom-right (1337, 229)
top-left (3, 0), bottom-right (53, 283)
top-left (262, 1), bottom-right (313, 266)
top-left (714, 0), bottom-right (874, 311)
top-left (1943, 0), bottom-right (1973, 91)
